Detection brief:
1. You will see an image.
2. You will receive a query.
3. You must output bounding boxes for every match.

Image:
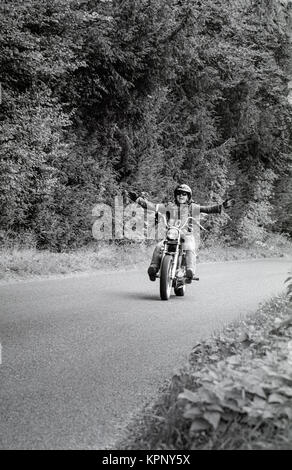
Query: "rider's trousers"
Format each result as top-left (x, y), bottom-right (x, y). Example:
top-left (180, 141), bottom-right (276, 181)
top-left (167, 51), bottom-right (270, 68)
top-left (150, 234), bottom-right (196, 273)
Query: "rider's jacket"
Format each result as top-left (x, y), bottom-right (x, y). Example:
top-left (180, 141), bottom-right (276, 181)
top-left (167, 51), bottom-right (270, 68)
top-left (135, 197), bottom-right (223, 233)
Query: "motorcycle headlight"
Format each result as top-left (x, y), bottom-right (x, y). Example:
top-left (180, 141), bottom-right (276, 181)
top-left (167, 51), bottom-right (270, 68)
top-left (167, 228), bottom-right (179, 240)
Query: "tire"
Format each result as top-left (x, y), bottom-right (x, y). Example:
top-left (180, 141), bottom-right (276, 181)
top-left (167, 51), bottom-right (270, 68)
top-left (160, 254), bottom-right (173, 300)
top-left (174, 285), bottom-right (185, 296)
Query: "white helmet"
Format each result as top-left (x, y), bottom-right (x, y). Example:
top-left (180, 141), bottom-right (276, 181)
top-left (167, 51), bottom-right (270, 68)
top-left (174, 184), bottom-right (192, 201)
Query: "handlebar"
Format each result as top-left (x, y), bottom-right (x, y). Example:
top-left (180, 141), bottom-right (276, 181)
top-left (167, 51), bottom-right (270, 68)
top-left (160, 215), bottom-right (207, 232)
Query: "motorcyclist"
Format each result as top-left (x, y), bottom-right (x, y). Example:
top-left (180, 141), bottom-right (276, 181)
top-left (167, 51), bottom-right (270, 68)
top-left (127, 184), bottom-right (232, 283)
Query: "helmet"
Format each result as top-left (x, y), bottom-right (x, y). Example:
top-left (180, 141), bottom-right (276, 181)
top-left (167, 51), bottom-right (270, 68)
top-left (174, 184), bottom-right (192, 202)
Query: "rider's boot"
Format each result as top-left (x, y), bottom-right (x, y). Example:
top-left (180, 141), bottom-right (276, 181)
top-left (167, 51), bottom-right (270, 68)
top-left (186, 270), bottom-right (199, 282)
top-left (148, 264), bottom-right (158, 282)
top-left (185, 269), bottom-right (193, 284)
top-left (147, 244), bottom-right (161, 282)
top-left (185, 250), bottom-right (198, 284)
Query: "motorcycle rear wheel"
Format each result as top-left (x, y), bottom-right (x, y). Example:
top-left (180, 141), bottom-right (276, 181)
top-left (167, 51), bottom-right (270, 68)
top-left (174, 285), bottom-right (185, 296)
top-left (160, 254), bottom-right (173, 300)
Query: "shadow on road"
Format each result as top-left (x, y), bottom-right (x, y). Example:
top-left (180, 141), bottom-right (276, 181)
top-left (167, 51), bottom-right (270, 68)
top-left (116, 291), bottom-right (162, 302)
top-left (115, 291), bottom-right (188, 302)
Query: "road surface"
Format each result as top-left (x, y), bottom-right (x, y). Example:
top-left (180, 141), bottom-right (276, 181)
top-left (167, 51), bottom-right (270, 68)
top-left (0, 258), bottom-right (290, 449)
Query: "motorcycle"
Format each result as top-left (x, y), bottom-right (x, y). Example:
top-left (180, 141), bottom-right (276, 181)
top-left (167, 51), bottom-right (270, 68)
top-left (157, 215), bottom-right (205, 301)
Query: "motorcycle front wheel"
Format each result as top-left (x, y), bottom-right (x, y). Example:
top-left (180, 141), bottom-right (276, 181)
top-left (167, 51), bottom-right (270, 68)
top-left (160, 254), bottom-right (173, 300)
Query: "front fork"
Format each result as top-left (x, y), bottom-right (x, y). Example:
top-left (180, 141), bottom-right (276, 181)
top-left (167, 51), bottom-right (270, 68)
top-left (159, 239), bottom-right (180, 280)
top-left (171, 247), bottom-right (179, 279)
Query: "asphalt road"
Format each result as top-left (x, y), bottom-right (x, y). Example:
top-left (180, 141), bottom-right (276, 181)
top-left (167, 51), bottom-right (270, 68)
top-left (0, 258), bottom-right (291, 449)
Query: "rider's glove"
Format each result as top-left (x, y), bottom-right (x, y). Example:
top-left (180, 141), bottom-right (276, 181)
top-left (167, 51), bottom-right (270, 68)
top-left (128, 190), bottom-right (139, 202)
top-left (223, 198), bottom-right (234, 209)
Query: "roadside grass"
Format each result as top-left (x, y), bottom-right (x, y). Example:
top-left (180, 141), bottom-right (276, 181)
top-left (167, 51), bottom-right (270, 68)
top-left (119, 292), bottom-right (292, 450)
top-left (0, 232), bottom-right (291, 281)
top-left (0, 243), bottom-right (151, 281)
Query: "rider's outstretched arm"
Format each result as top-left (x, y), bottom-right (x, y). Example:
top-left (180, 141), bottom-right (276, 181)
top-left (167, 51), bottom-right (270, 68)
top-left (200, 203), bottom-right (222, 214)
top-left (135, 196), bottom-right (156, 211)
top-left (200, 198), bottom-right (233, 214)
top-left (129, 192), bottom-right (165, 213)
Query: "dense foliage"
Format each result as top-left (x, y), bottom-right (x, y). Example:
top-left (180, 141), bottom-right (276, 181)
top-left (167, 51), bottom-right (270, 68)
top-left (0, 0), bottom-right (291, 250)
top-left (121, 295), bottom-right (292, 450)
